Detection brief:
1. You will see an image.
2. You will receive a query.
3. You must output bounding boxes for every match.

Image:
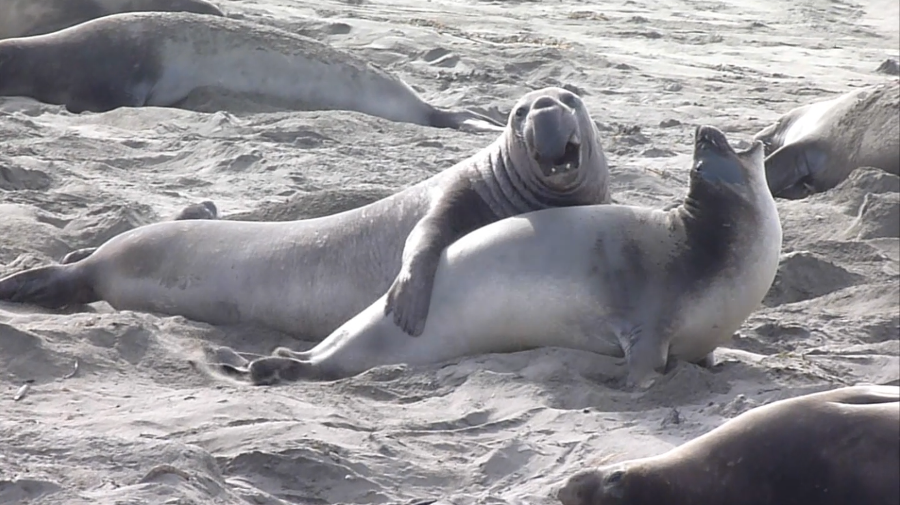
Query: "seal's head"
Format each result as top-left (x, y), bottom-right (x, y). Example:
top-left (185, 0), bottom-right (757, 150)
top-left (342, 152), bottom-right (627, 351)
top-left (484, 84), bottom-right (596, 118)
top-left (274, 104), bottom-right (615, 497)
top-left (505, 87), bottom-right (606, 193)
top-left (556, 464), bottom-right (633, 505)
top-left (689, 125), bottom-right (767, 200)
top-left (174, 200), bottom-right (218, 221)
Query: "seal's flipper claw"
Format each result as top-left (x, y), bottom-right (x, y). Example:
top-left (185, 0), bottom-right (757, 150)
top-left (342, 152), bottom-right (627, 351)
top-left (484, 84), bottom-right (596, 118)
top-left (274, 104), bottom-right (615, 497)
top-left (384, 269), bottom-right (431, 337)
top-left (210, 345), bottom-right (251, 368)
top-left (216, 362), bottom-right (252, 380)
top-left (248, 356), bottom-right (316, 385)
top-left (614, 325), bottom-right (670, 390)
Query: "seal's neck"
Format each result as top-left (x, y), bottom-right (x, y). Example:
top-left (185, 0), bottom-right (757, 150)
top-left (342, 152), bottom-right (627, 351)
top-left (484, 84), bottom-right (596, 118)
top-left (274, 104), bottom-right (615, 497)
top-left (672, 175), bottom-right (757, 284)
top-left (620, 457), bottom-right (731, 505)
top-left (472, 135), bottom-right (608, 217)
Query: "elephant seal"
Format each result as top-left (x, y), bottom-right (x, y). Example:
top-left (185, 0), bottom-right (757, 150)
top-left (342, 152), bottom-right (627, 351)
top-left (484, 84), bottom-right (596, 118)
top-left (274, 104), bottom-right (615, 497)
top-left (0, 0), bottom-right (224, 40)
top-left (754, 80), bottom-right (899, 199)
top-left (221, 125), bottom-right (782, 388)
top-left (557, 385), bottom-right (900, 505)
top-left (0, 12), bottom-right (503, 132)
top-left (59, 200), bottom-right (218, 265)
top-left (0, 87), bottom-right (610, 340)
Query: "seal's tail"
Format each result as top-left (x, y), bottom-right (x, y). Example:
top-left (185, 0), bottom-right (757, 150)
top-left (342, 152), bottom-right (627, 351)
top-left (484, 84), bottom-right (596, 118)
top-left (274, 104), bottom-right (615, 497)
top-left (430, 108), bottom-right (506, 134)
top-left (0, 265), bottom-right (97, 308)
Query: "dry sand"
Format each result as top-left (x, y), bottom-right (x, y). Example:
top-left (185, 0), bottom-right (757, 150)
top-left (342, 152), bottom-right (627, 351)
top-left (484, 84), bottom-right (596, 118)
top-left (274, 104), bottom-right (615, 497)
top-left (1, 0), bottom-right (898, 503)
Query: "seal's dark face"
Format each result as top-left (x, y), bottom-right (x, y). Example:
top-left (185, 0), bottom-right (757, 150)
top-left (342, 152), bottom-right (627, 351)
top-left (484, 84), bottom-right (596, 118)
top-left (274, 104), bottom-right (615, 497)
top-left (510, 88), bottom-right (586, 181)
top-left (557, 467), bottom-right (628, 505)
top-left (0, 44), bottom-right (26, 96)
top-left (691, 125), bottom-right (762, 189)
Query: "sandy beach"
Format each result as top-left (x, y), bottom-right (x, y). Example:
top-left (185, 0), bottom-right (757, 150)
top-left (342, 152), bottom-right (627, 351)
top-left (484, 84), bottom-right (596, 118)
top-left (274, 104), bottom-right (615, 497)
top-left (0, 0), bottom-right (898, 503)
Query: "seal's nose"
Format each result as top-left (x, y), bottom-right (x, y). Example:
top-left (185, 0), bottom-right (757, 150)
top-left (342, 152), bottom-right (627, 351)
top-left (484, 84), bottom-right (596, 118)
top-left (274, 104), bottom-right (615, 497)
top-left (527, 103), bottom-right (578, 171)
top-left (556, 472), bottom-right (599, 505)
top-left (532, 95), bottom-right (561, 110)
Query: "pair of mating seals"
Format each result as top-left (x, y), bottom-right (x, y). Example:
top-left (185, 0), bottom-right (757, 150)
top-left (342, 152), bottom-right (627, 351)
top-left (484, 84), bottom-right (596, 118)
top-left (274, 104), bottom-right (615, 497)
top-left (558, 384), bottom-right (900, 505)
top-left (0, 86), bottom-right (610, 341)
top-left (757, 80), bottom-right (899, 199)
top-left (0, 10), bottom-right (502, 132)
top-left (218, 124), bottom-right (782, 388)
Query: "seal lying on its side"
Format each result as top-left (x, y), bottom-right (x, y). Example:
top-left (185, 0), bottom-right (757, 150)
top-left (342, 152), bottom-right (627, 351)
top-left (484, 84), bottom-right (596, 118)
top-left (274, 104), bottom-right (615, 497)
top-left (754, 80), bottom-right (899, 199)
top-left (557, 385), bottom-right (900, 505)
top-left (224, 125), bottom-right (782, 388)
top-left (0, 11), bottom-right (503, 132)
top-left (0, 0), bottom-right (224, 40)
top-left (60, 200), bottom-right (218, 265)
top-left (0, 87), bottom-right (610, 341)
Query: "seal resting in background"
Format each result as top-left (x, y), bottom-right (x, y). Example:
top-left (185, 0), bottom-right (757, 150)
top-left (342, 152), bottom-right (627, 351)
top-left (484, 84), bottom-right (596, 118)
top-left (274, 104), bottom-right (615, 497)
top-left (221, 125), bottom-right (782, 388)
top-left (60, 200), bottom-right (219, 265)
top-left (754, 80), bottom-right (899, 199)
top-left (0, 0), bottom-right (224, 40)
top-left (0, 11), bottom-right (503, 132)
top-left (557, 384), bottom-right (900, 505)
top-left (0, 87), bottom-right (610, 341)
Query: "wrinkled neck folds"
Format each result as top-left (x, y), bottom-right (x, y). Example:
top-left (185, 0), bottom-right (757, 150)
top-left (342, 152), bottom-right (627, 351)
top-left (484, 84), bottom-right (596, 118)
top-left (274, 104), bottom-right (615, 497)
top-left (471, 132), bottom-right (607, 216)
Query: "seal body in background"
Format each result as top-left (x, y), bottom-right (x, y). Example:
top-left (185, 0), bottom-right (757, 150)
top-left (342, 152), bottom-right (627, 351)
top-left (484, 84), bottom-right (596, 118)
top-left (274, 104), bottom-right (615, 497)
top-left (237, 125), bottom-right (781, 388)
top-left (0, 87), bottom-right (610, 342)
top-left (754, 80), bottom-right (899, 199)
top-left (0, 11), bottom-right (504, 132)
top-left (557, 385), bottom-right (900, 505)
top-left (0, 0), bottom-right (224, 40)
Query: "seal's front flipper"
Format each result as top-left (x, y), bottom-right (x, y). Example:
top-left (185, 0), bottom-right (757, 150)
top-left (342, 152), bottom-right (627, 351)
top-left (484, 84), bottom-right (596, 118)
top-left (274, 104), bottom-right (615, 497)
top-left (384, 262), bottom-right (436, 337)
top-left (615, 326), bottom-right (670, 390)
top-left (764, 140), bottom-right (828, 199)
top-left (248, 356), bottom-right (318, 385)
top-left (0, 265), bottom-right (97, 308)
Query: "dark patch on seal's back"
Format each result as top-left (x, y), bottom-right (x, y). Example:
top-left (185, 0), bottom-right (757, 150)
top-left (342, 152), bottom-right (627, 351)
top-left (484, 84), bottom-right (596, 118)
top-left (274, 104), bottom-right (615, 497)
top-left (669, 172), bottom-right (756, 294)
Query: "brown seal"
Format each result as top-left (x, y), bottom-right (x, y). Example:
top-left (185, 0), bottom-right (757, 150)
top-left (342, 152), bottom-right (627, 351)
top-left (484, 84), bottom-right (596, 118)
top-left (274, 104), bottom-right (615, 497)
top-left (557, 385), bottom-right (900, 505)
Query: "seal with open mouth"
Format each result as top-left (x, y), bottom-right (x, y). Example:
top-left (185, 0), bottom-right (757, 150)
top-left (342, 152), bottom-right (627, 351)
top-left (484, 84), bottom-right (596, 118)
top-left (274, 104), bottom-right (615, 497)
top-left (0, 87), bottom-right (611, 343)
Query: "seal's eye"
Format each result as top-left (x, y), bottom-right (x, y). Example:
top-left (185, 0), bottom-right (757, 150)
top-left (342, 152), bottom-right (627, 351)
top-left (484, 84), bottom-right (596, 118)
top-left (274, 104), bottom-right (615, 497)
top-left (561, 93), bottom-right (579, 108)
top-left (514, 106), bottom-right (528, 119)
top-left (605, 470), bottom-right (624, 485)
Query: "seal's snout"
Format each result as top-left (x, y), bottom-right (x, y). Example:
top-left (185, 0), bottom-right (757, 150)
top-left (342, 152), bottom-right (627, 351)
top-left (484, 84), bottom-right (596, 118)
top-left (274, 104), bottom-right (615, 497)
top-left (556, 470), bottom-right (601, 505)
top-left (695, 125), bottom-right (734, 155)
top-left (526, 100), bottom-right (582, 177)
top-left (692, 125), bottom-right (747, 185)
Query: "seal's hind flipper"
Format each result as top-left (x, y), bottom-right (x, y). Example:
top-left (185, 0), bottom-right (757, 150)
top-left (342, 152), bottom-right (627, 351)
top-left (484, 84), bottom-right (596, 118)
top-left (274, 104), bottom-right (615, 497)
top-left (248, 356), bottom-right (318, 385)
top-left (429, 108), bottom-right (505, 134)
top-left (764, 140), bottom-right (828, 199)
top-left (0, 265), bottom-right (97, 308)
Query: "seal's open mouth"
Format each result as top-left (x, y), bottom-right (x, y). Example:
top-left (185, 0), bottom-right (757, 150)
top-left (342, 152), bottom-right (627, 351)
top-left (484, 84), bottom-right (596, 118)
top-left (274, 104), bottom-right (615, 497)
top-left (537, 133), bottom-right (581, 176)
